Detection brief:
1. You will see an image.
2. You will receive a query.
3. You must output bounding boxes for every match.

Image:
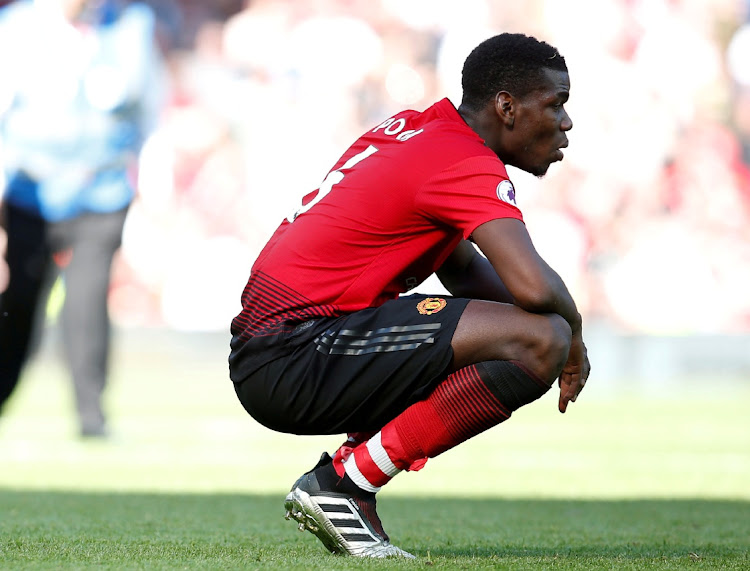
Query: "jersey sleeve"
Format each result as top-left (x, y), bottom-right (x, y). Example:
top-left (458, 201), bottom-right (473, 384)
top-left (414, 155), bottom-right (524, 239)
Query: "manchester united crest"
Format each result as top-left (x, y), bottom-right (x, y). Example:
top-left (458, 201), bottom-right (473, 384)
top-left (416, 297), bottom-right (447, 315)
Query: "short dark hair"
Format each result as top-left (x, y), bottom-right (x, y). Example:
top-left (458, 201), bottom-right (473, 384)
top-left (461, 33), bottom-right (567, 110)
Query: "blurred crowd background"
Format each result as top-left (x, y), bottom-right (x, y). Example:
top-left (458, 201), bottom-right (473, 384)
top-left (3, 0), bottom-right (750, 336)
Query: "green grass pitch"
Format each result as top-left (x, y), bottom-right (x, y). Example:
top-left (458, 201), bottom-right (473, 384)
top-left (0, 329), bottom-right (748, 569)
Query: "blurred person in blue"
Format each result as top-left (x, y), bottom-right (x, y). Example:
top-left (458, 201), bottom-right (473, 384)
top-left (0, 0), bottom-right (165, 437)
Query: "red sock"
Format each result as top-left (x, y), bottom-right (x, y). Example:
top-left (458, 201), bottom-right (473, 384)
top-left (332, 431), bottom-right (377, 478)
top-left (343, 364), bottom-right (512, 491)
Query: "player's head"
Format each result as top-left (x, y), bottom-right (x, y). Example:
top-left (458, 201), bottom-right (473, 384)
top-left (461, 33), bottom-right (567, 109)
top-left (460, 33), bottom-right (572, 177)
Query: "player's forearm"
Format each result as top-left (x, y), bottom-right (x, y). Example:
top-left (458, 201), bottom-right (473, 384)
top-left (513, 265), bottom-right (582, 333)
top-left (546, 267), bottom-right (582, 333)
top-left (437, 250), bottom-right (515, 304)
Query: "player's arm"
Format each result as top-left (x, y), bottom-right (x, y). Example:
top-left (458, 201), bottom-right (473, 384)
top-left (471, 218), bottom-right (580, 328)
top-left (471, 218), bottom-right (589, 413)
top-left (436, 239), bottom-right (515, 304)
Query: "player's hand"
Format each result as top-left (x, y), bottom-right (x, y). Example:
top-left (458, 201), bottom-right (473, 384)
top-left (557, 331), bottom-right (590, 413)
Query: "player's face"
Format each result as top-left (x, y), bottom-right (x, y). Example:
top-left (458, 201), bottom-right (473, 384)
top-left (505, 68), bottom-right (572, 177)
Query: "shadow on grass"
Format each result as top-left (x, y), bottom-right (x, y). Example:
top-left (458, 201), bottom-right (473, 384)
top-left (1, 491), bottom-right (748, 568)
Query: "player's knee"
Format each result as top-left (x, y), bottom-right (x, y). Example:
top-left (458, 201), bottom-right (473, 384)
top-left (477, 360), bottom-right (551, 412)
top-left (528, 314), bottom-right (571, 383)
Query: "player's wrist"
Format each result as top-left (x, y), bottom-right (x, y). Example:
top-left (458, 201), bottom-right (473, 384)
top-left (569, 313), bottom-right (582, 335)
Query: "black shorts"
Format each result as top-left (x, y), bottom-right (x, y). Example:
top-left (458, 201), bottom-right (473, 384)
top-left (233, 294), bottom-right (469, 435)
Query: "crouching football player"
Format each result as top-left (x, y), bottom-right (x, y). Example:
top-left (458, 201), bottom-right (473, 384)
top-left (229, 32), bottom-right (590, 558)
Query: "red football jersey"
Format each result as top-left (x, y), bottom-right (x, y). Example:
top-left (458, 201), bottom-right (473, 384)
top-left (231, 98), bottom-right (523, 347)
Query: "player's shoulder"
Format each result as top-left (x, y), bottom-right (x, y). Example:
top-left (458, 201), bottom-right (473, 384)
top-left (367, 99), bottom-right (489, 155)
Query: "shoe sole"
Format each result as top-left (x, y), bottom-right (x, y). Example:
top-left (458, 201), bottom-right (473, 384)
top-left (285, 488), bottom-right (347, 555)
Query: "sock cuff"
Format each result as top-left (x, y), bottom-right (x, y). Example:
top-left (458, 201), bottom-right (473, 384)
top-left (366, 432), bottom-right (401, 478)
top-left (343, 454), bottom-right (382, 493)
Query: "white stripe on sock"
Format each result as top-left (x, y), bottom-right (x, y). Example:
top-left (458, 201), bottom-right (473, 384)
top-left (366, 432), bottom-right (401, 478)
top-left (343, 454), bottom-right (382, 493)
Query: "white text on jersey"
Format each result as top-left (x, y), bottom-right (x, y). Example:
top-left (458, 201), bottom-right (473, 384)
top-left (371, 117), bottom-right (424, 142)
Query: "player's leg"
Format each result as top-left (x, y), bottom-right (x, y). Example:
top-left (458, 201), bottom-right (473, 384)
top-left (338, 360), bottom-right (558, 491)
top-left (285, 357), bottom-right (556, 558)
top-left (280, 296), bottom-right (570, 557)
top-left (55, 208), bottom-right (127, 436)
top-left (0, 204), bottom-right (52, 412)
top-left (451, 299), bottom-right (571, 382)
top-left (336, 298), bottom-right (570, 482)
top-left (326, 301), bottom-right (569, 474)
top-left (240, 295), bottom-right (466, 557)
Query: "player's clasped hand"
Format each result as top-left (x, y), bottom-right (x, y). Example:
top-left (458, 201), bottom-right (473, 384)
top-left (557, 333), bottom-right (590, 413)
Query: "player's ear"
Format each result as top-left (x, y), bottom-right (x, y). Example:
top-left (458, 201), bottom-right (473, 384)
top-left (495, 92), bottom-right (514, 128)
